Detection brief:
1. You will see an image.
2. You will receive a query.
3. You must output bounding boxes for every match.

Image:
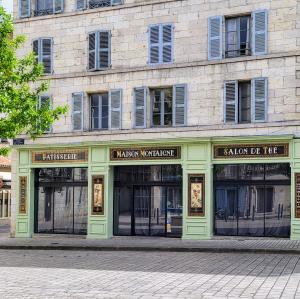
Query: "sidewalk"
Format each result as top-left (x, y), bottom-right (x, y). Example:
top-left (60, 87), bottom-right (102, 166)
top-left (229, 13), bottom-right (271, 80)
top-left (0, 235), bottom-right (300, 254)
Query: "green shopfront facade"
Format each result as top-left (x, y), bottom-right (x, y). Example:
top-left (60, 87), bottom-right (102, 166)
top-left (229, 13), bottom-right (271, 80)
top-left (14, 136), bottom-right (300, 240)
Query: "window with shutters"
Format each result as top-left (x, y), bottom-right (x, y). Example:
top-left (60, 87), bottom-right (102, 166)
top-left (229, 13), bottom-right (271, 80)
top-left (225, 16), bottom-right (251, 58)
top-left (148, 24), bottom-right (173, 64)
top-left (89, 90), bottom-right (121, 130)
top-left (34, 0), bottom-right (64, 16)
top-left (139, 85), bottom-right (186, 128)
top-left (90, 93), bottom-right (109, 130)
top-left (33, 38), bottom-right (53, 74)
top-left (88, 31), bottom-right (111, 71)
top-left (208, 10), bottom-right (268, 60)
top-left (224, 78), bottom-right (267, 124)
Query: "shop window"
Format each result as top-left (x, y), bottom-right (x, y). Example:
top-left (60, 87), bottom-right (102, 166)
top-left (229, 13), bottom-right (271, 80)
top-left (224, 78), bottom-right (267, 124)
top-left (133, 85), bottom-right (186, 128)
top-left (208, 10), bottom-right (268, 60)
top-left (33, 38), bottom-right (53, 75)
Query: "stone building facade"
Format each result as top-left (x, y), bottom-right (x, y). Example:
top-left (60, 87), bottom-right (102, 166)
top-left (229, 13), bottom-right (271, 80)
top-left (12, 0), bottom-right (300, 240)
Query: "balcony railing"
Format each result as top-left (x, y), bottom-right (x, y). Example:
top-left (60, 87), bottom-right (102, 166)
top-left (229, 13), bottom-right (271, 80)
top-left (89, 0), bottom-right (112, 9)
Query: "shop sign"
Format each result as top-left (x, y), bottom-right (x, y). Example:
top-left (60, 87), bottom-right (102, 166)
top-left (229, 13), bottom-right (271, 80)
top-left (110, 147), bottom-right (181, 161)
top-left (19, 176), bottom-right (27, 214)
top-left (214, 144), bottom-right (289, 159)
top-left (32, 149), bottom-right (88, 163)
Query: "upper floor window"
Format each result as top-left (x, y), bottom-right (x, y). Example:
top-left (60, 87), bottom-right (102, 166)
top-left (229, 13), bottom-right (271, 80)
top-left (88, 90), bottom-right (121, 131)
top-left (76, 0), bottom-right (122, 10)
top-left (133, 85), bottom-right (186, 128)
top-left (33, 38), bottom-right (53, 74)
top-left (88, 31), bottom-right (111, 71)
top-left (208, 10), bottom-right (268, 60)
top-left (224, 78), bottom-right (267, 124)
top-left (19, 0), bottom-right (64, 17)
top-left (148, 24), bottom-right (173, 64)
top-left (34, 0), bottom-right (64, 16)
top-left (226, 16), bottom-right (250, 58)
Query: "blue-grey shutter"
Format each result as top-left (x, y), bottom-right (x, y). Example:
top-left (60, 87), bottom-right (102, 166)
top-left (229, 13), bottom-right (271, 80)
top-left (76, 0), bottom-right (86, 10)
top-left (251, 78), bottom-right (267, 122)
top-left (208, 16), bottom-right (222, 60)
top-left (88, 33), bottom-right (96, 71)
top-left (149, 25), bottom-right (159, 64)
top-left (99, 31), bottom-right (110, 69)
top-left (19, 0), bottom-right (30, 18)
top-left (134, 87), bottom-right (147, 128)
top-left (173, 84), bottom-right (186, 126)
top-left (252, 10), bottom-right (268, 55)
top-left (41, 38), bottom-right (52, 74)
top-left (72, 93), bottom-right (84, 131)
top-left (224, 81), bottom-right (238, 123)
top-left (54, 0), bottom-right (64, 13)
top-left (162, 24), bottom-right (173, 63)
top-left (109, 89), bottom-right (122, 129)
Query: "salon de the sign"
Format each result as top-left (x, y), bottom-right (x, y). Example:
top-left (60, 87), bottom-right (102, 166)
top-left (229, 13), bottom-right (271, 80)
top-left (214, 144), bottom-right (289, 159)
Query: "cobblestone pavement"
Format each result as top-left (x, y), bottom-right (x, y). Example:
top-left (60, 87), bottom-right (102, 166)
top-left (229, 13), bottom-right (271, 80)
top-left (0, 250), bottom-right (300, 299)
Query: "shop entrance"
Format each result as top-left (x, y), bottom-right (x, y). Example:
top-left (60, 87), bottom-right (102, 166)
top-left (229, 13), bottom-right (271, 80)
top-left (214, 163), bottom-right (291, 237)
top-left (34, 168), bottom-right (88, 234)
top-left (113, 165), bottom-right (182, 237)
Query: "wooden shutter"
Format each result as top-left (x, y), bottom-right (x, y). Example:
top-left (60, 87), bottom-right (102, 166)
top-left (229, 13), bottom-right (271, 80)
top-left (172, 84), bottom-right (186, 126)
top-left (72, 93), bottom-right (84, 131)
top-left (99, 31), bottom-right (110, 69)
top-left (162, 24), bottom-right (173, 63)
top-left (109, 89), bottom-right (122, 129)
top-left (252, 10), bottom-right (267, 55)
top-left (19, 0), bottom-right (30, 18)
top-left (134, 87), bottom-right (147, 128)
top-left (208, 16), bottom-right (222, 60)
top-left (41, 38), bottom-right (52, 74)
top-left (54, 0), bottom-right (64, 13)
top-left (224, 81), bottom-right (238, 123)
top-left (251, 78), bottom-right (267, 122)
top-left (88, 33), bottom-right (96, 71)
top-left (76, 0), bottom-right (86, 10)
top-left (149, 25), bottom-right (160, 64)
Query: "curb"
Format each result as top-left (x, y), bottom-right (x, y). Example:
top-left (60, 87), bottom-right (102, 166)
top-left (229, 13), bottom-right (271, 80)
top-left (0, 245), bottom-right (299, 254)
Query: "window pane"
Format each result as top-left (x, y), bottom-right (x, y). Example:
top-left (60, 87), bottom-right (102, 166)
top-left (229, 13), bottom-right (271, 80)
top-left (239, 17), bottom-right (250, 55)
top-left (152, 90), bottom-right (162, 126)
top-left (90, 94), bottom-right (99, 129)
top-left (164, 88), bottom-right (172, 126)
top-left (238, 81), bottom-right (251, 123)
top-left (226, 18), bottom-right (237, 57)
top-left (101, 94), bottom-right (109, 129)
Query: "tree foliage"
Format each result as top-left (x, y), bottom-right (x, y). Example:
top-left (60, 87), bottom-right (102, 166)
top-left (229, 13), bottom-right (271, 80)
top-left (0, 8), bottom-right (67, 155)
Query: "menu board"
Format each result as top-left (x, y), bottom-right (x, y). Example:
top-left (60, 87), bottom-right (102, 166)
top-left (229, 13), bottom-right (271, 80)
top-left (188, 174), bottom-right (205, 217)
